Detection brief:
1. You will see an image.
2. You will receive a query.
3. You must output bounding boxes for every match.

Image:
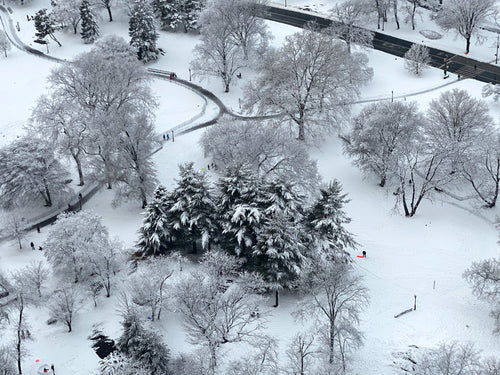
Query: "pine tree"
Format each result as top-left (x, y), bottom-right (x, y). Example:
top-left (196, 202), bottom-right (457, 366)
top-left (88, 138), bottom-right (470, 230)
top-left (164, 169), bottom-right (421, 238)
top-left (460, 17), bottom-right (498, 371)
top-left (33, 8), bottom-right (62, 46)
top-left (180, 0), bottom-right (204, 32)
top-left (305, 180), bottom-right (358, 263)
top-left (136, 185), bottom-right (174, 257)
top-left (117, 312), bottom-right (170, 375)
top-left (216, 165), bottom-right (264, 266)
top-left (169, 162), bottom-right (216, 253)
top-left (129, 0), bottom-right (160, 63)
top-left (253, 179), bottom-right (306, 306)
top-left (80, 0), bottom-right (99, 44)
top-left (152, 0), bottom-right (182, 30)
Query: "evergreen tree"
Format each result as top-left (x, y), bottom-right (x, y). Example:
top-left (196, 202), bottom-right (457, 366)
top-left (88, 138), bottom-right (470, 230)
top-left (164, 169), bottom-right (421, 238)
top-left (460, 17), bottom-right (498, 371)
top-left (169, 162), bottom-right (216, 253)
top-left (253, 179), bottom-right (306, 306)
top-left (80, 0), bottom-right (100, 44)
top-left (152, 0), bottom-right (182, 30)
top-left (33, 8), bottom-right (62, 46)
top-left (305, 180), bottom-right (358, 263)
top-left (180, 0), bottom-right (205, 32)
top-left (216, 165), bottom-right (264, 265)
top-left (117, 312), bottom-right (170, 375)
top-left (136, 185), bottom-right (174, 257)
top-left (129, 0), bottom-right (160, 63)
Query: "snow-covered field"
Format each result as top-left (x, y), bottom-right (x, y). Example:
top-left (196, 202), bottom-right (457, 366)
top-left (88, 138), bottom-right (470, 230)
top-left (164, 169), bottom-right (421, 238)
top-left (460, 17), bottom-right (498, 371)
top-left (0, 1), bottom-right (499, 374)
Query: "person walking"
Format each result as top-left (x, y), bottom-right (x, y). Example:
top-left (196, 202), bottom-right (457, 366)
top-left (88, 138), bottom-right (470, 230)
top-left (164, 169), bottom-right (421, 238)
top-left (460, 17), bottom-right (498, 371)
top-left (31, 242), bottom-right (35, 250)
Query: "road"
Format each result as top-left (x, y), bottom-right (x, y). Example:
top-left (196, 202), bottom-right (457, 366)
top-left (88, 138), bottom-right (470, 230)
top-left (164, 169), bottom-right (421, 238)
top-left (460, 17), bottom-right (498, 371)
top-left (261, 5), bottom-right (500, 85)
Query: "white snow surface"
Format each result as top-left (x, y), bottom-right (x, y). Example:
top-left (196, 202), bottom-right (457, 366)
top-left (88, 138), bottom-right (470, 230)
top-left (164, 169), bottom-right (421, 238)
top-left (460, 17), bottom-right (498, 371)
top-left (0, 1), bottom-right (499, 374)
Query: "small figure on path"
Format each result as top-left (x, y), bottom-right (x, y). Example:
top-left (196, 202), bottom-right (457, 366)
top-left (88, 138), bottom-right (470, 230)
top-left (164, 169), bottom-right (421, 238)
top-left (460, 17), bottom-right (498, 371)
top-left (37, 225), bottom-right (40, 233)
top-left (237, 72), bottom-right (242, 79)
top-left (166, 133), bottom-right (169, 141)
top-left (31, 242), bottom-right (35, 250)
top-left (163, 134), bottom-right (165, 140)
top-left (38, 246), bottom-right (43, 251)
top-left (362, 250), bottom-right (366, 258)
top-left (474, 64), bottom-right (477, 71)
top-left (50, 364), bottom-right (55, 375)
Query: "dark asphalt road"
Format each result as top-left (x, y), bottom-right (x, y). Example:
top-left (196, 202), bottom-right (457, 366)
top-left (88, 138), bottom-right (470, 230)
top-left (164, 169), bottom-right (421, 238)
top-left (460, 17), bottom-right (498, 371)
top-left (261, 5), bottom-right (500, 85)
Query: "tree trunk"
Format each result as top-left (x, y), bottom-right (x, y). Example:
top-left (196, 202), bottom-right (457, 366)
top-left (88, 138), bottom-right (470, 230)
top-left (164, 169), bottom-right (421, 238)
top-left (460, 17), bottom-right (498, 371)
top-left (43, 184), bottom-right (52, 206)
top-left (274, 290), bottom-right (279, 307)
top-left (67, 322), bottom-right (72, 333)
top-left (140, 187), bottom-right (147, 209)
top-left (16, 295), bottom-right (24, 375)
top-left (329, 322), bottom-right (335, 364)
top-left (379, 174), bottom-right (386, 187)
top-left (298, 122), bottom-right (305, 141)
top-left (73, 154), bottom-right (84, 186)
top-left (106, 6), bottom-right (113, 22)
top-left (209, 344), bottom-right (217, 374)
top-left (465, 37), bottom-right (471, 54)
top-left (393, 1), bottom-right (400, 29)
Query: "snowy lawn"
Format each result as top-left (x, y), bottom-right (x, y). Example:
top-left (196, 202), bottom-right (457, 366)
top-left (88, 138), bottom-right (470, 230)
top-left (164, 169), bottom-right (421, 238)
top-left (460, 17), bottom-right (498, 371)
top-left (0, 1), bottom-right (499, 374)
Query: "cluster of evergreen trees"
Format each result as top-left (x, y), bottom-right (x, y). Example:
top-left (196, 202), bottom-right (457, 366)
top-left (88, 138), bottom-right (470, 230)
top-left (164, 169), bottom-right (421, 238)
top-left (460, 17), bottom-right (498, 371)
top-left (137, 162), bottom-right (357, 298)
top-left (152, 0), bottom-right (205, 32)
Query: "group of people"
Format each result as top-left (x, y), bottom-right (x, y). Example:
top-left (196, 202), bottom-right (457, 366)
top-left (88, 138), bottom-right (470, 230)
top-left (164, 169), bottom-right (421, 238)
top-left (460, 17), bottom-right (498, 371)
top-left (30, 242), bottom-right (42, 251)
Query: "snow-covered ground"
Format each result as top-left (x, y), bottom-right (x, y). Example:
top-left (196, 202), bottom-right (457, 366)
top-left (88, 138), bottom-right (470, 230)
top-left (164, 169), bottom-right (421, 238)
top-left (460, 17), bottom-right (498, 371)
top-left (0, 1), bottom-right (499, 374)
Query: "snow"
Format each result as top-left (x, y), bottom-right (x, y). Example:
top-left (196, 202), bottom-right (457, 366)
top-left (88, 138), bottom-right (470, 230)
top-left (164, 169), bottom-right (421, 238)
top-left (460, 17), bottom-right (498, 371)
top-left (0, 0), bottom-right (499, 374)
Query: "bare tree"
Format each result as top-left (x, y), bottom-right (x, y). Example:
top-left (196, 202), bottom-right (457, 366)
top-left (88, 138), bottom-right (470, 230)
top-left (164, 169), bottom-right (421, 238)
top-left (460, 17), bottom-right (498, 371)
top-left (98, 0), bottom-right (115, 22)
top-left (332, 0), bottom-right (374, 53)
top-left (2, 213), bottom-right (27, 250)
top-left (0, 345), bottom-right (16, 375)
top-left (482, 83), bottom-right (500, 102)
top-left (372, 0), bottom-right (390, 30)
top-left (295, 261), bottom-right (369, 372)
top-left (192, 1), bottom-right (246, 92)
top-left (482, 356), bottom-right (500, 375)
top-left (285, 332), bottom-right (319, 375)
top-left (51, 0), bottom-right (82, 34)
top-left (11, 261), bottom-right (49, 302)
top-left (460, 131), bottom-right (500, 208)
top-left (0, 30), bottom-right (11, 58)
top-left (404, 44), bottom-right (431, 76)
top-left (464, 256), bottom-right (500, 335)
top-left (7, 293), bottom-right (28, 375)
top-left (48, 283), bottom-right (84, 333)
top-left (46, 36), bottom-right (158, 202)
top-left (30, 95), bottom-right (88, 186)
top-left (403, 0), bottom-right (425, 30)
top-left (200, 119), bottom-right (320, 195)
top-left (226, 336), bottom-right (280, 375)
top-left (434, 0), bottom-right (498, 54)
top-left (174, 251), bottom-right (266, 373)
top-left (244, 24), bottom-right (373, 141)
top-left (128, 257), bottom-right (173, 321)
top-left (426, 89), bottom-right (494, 175)
top-left (0, 137), bottom-right (73, 209)
top-left (393, 136), bottom-right (453, 217)
top-left (203, 0), bottom-right (270, 60)
top-left (344, 101), bottom-right (422, 187)
top-left (391, 0), bottom-right (400, 29)
top-left (414, 342), bottom-right (482, 375)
